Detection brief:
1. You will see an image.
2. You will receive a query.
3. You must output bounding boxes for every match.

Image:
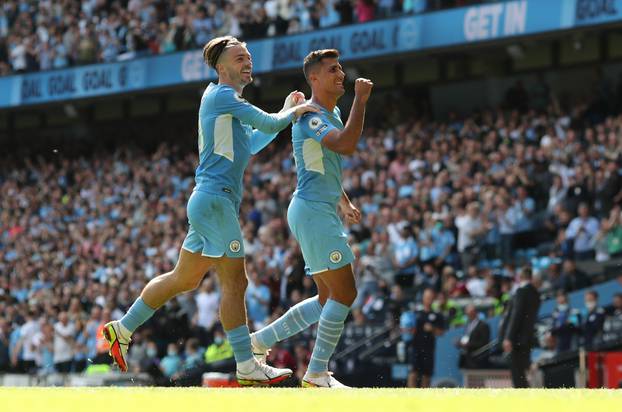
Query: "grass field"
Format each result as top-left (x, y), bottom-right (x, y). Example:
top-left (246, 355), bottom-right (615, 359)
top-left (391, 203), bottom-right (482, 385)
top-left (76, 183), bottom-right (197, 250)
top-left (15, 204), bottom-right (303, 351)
top-left (2, 387), bottom-right (621, 412)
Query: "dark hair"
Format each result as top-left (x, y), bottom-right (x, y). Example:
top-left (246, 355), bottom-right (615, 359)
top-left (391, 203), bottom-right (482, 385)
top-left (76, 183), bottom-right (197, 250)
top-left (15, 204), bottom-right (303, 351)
top-left (586, 290), bottom-right (598, 299)
top-left (203, 36), bottom-right (244, 70)
top-left (303, 49), bottom-right (340, 83)
top-left (520, 266), bottom-right (533, 280)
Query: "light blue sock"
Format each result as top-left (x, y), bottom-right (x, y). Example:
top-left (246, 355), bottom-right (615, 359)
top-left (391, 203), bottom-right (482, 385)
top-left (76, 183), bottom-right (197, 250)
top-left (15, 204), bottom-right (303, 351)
top-left (226, 324), bottom-right (253, 363)
top-left (307, 299), bottom-right (350, 373)
top-left (254, 296), bottom-right (323, 349)
top-left (119, 297), bottom-right (156, 334)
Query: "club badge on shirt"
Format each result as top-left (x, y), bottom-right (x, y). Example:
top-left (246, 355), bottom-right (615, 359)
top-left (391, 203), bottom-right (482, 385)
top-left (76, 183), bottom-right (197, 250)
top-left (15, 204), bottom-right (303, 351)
top-left (229, 240), bottom-right (241, 253)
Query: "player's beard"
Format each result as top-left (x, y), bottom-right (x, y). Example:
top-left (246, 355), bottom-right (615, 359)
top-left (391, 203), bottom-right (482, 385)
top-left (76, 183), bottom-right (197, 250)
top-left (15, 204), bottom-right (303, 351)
top-left (239, 69), bottom-right (253, 87)
top-left (227, 66), bottom-right (252, 88)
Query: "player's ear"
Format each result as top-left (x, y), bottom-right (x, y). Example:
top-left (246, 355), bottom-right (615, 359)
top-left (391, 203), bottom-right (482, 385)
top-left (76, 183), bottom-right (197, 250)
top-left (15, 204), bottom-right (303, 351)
top-left (308, 70), bottom-right (318, 84)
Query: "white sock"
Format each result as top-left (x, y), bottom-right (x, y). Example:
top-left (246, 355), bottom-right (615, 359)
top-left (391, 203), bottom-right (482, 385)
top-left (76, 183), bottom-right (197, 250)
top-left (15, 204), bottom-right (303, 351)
top-left (237, 358), bottom-right (257, 374)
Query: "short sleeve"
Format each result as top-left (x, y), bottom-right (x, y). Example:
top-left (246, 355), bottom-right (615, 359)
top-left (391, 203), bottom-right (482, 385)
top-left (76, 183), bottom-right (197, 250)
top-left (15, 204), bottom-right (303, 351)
top-left (298, 112), bottom-right (338, 143)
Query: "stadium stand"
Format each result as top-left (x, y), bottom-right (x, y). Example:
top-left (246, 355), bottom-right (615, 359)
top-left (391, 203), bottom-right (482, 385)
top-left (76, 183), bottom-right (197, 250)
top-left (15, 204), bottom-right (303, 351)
top-left (0, 0), bottom-right (491, 76)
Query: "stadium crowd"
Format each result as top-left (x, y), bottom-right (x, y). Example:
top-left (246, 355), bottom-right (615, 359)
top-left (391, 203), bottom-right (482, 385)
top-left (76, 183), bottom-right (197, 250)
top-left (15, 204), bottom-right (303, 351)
top-left (0, 0), bottom-right (491, 76)
top-left (1, 74), bottom-right (622, 383)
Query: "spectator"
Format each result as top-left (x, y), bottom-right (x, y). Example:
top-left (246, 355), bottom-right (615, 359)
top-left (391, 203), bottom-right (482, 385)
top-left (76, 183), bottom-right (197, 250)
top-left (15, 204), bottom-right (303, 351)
top-left (377, 0), bottom-right (395, 18)
top-left (432, 291), bottom-right (463, 327)
top-left (53, 311), bottom-right (76, 373)
top-left (455, 202), bottom-right (487, 270)
top-left (496, 194), bottom-right (518, 263)
top-left (456, 304), bottom-right (490, 369)
top-left (335, 0), bottom-right (354, 24)
top-left (141, 340), bottom-right (166, 383)
top-left (464, 265), bottom-right (486, 298)
top-left (172, 327), bottom-right (236, 386)
top-left (204, 328), bottom-right (235, 371)
top-left (565, 203), bottom-right (600, 260)
top-left (14, 309), bottom-right (40, 373)
top-left (398, 306), bottom-right (416, 365)
top-left (32, 323), bottom-right (55, 374)
top-left (246, 269), bottom-right (271, 329)
top-left (356, 0), bottom-right (376, 23)
top-left (125, 331), bottom-right (148, 374)
top-left (549, 291), bottom-right (578, 353)
top-left (608, 293), bottom-right (622, 319)
top-left (581, 290), bottom-right (605, 349)
top-left (407, 288), bottom-right (444, 388)
top-left (512, 186), bottom-right (536, 234)
top-left (160, 342), bottom-right (183, 379)
top-left (0, 318), bottom-right (11, 372)
top-left (392, 224), bottom-right (419, 288)
top-left (193, 276), bottom-right (220, 342)
top-left (601, 206), bottom-right (622, 260)
top-left (191, 6), bottom-right (212, 48)
top-left (604, 293), bottom-right (622, 336)
top-left (547, 174), bottom-right (567, 215)
top-left (182, 338), bottom-right (203, 371)
top-left (559, 259), bottom-right (592, 293)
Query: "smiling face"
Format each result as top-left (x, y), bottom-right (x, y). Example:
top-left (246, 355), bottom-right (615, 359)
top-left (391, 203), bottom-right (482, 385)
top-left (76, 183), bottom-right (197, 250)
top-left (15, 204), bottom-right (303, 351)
top-left (309, 57), bottom-right (345, 97)
top-left (218, 44), bottom-right (253, 88)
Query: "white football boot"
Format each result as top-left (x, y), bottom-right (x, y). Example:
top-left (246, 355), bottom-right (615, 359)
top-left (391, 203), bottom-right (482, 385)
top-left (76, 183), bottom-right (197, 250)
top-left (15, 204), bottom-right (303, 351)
top-left (301, 371), bottom-right (349, 388)
top-left (236, 358), bottom-right (292, 386)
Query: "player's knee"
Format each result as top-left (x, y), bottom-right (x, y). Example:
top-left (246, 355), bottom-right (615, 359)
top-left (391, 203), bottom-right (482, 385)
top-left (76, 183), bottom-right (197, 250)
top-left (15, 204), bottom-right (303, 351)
top-left (332, 288), bottom-right (357, 307)
top-left (344, 289), bottom-right (357, 306)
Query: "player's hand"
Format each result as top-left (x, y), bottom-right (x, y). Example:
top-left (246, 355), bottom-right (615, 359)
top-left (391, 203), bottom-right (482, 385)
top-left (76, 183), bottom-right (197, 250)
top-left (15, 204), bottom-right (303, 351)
top-left (354, 78), bottom-right (373, 104)
top-left (293, 102), bottom-right (320, 120)
top-left (282, 90), bottom-right (306, 111)
top-left (423, 322), bottom-right (434, 333)
top-left (340, 201), bottom-right (361, 225)
top-left (502, 339), bottom-right (512, 353)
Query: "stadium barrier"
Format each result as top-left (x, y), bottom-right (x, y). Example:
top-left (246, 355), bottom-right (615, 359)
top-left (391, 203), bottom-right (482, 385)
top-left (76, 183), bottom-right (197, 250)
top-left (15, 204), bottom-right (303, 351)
top-left (0, 372), bottom-right (153, 387)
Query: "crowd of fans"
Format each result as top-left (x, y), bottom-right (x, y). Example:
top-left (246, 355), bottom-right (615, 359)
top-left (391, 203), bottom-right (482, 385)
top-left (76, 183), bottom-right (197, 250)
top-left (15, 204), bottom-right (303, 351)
top-left (1, 72), bottom-right (622, 383)
top-left (0, 0), bottom-right (490, 76)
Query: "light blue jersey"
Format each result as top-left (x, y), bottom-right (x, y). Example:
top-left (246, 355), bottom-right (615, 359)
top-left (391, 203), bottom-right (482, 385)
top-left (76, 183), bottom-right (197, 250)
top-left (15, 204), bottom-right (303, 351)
top-left (291, 105), bottom-right (343, 206)
top-left (288, 103), bottom-right (355, 275)
top-left (194, 82), bottom-right (295, 204)
top-left (183, 83), bottom-right (294, 258)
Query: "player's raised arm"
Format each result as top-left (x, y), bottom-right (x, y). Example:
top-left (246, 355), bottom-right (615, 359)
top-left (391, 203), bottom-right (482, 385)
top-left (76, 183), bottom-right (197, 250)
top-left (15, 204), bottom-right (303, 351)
top-left (216, 87), bottom-right (318, 134)
top-left (320, 78), bottom-right (373, 155)
top-left (249, 91), bottom-right (306, 155)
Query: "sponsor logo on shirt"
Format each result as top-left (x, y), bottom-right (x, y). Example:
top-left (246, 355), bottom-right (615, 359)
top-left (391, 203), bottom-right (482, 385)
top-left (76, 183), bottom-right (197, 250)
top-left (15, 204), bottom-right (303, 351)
top-left (315, 124), bottom-right (328, 136)
top-left (308, 116), bottom-right (323, 130)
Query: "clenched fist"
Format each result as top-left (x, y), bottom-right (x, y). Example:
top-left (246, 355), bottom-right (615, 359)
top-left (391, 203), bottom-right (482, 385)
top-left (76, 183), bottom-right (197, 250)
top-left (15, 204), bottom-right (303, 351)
top-left (354, 78), bottom-right (373, 104)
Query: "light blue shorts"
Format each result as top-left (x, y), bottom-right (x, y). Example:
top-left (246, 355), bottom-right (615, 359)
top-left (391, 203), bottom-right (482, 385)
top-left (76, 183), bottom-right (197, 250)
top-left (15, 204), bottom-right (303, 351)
top-left (182, 190), bottom-right (244, 258)
top-left (287, 196), bottom-right (354, 276)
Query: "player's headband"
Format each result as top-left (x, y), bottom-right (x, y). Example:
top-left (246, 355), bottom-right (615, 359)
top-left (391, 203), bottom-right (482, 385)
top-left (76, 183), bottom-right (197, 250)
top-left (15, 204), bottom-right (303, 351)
top-left (213, 39), bottom-right (243, 67)
top-left (211, 39), bottom-right (229, 67)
